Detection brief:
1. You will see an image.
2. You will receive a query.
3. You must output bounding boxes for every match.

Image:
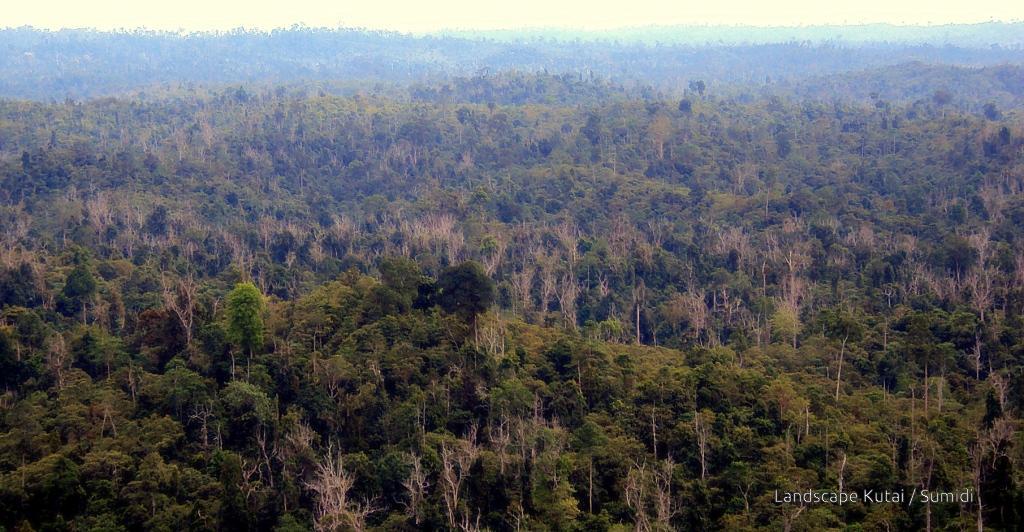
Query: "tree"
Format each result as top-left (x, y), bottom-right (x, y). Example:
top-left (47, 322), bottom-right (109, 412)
top-left (440, 430), bottom-right (480, 530)
top-left (70, 326), bottom-right (127, 379)
top-left (436, 261), bottom-right (495, 322)
top-left (581, 114), bottom-right (602, 146)
top-left (145, 205), bottom-right (170, 236)
top-left (226, 282), bottom-right (265, 378)
top-left (221, 380), bottom-right (275, 446)
top-left (935, 235), bottom-right (977, 281)
top-left (58, 261), bottom-right (97, 323)
top-left (688, 80), bottom-right (706, 97)
top-left (772, 302), bottom-right (800, 349)
top-left (647, 115), bottom-right (673, 160)
top-left (0, 263), bottom-right (42, 308)
top-left (822, 309), bottom-right (864, 402)
top-left (402, 453), bottom-right (429, 525)
top-left (162, 273), bottom-right (198, 349)
top-left (902, 312), bottom-right (955, 413)
top-left (379, 256), bottom-right (427, 308)
top-left (983, 102), bottom-right (1001, 121)
top-left (307, 451), bottom-right (376, 531)
top-left (0, 329), bottom-right (24, 389)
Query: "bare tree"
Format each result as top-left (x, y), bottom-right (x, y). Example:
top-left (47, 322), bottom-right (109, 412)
top-left (538, 257), bottom-right (558, 318)
top-left (733, 162), bottom-right (758, 195)
top-left (625, 461), bottom-right (652, 532)
top-left (693, 410), bottom-right (713, 481)
top-left (964, 269), bottom-right (995, 325)
top-left (188, 401), bottom-right (216, 450)
top-left (475, 313), bottom-right (507, 361)
top-left (645, 219), bottom-right (673, 250)
top-left (652, 458), bottom-right (677, 530)
top-left (714, 226), bottom-right (752, 273)
top-left (440, 428), bottom-right (480, 530)
top-left (633, 281), bottom-right (646, 345)
top-left (162, 272), bottom-right (198, 348)
top-left (85, 191), bottom-right (115, 243)
top-left (46, 334), bottom-right (68, 390)
top-left (553, 220), bottom-right (581, 267)
top-left (684, 289), bottom-right (710, 348)
top-left (969, 444), bottom-right (985, 532)
top-left (834, 331), bottom-right (849, 402)
top-left (782, 244), bottom-right (811, 312)
top-left (625, 457), bottom-right (677, 531)
top-left (329, 215), bottom-right (359, 257)
top-left (306, 450), bottom-right (377, 532)
top-left (977, 182), bottom-right (1007, 223)
top-left (647, 114), bottom-right (672, 160)
top-left (556, 271), bottom-right (581, 330)
top-left (481, 233), bottom-right (508, 275)
top-left (402, 453), bottom-right (430, 526)
top-left (509, 264), bottom-right (536, 318)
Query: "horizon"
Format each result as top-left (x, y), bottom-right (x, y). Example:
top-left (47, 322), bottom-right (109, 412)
top-left (4, 0), bottom-right (1024, 34)
top-left (2, 20), bottom-right (1022, 42)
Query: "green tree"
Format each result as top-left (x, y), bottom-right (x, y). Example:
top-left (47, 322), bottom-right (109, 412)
top-left (0, 263), bottom-right (43, 308)
top-left (226, 282), bottom-right (265, 378)
top-left (58, 262), bottom-right (97, 322)
top-left (0, 329), bottom-right (22, 389)
top-left (771, 304), bottom-right (801, 348)
top-left (379, 256), bottom-right (426, 306)
top-left (436, 261), bottom-right (495, 323)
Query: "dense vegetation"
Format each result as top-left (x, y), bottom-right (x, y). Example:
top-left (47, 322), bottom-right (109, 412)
top-left (0, 46), bottom-right (1022, 531)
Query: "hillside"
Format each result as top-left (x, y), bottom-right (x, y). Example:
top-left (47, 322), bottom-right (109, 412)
top-left (0, 76), bottom-right (1022, 530)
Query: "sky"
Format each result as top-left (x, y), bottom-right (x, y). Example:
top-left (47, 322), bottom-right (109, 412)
top-left (2, 0), bottom-right (1022, 33)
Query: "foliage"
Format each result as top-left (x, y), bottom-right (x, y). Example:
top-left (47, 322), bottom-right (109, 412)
top-left (0, 63), bottom-right (1021, 530)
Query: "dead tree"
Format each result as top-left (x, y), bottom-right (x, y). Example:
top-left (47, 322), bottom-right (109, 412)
top-left (693, 410), bottom-right (713, 481)
top-left (538, 255), bottom-right (558, 318)
top-left (625, 461), bottom-right (652, 532)
top-left (440, 428), bottom-right (480, 530)
top-left (556, 271), bottom-right (580, 331)
top-left (652, 458), bottom-right (677, 530)
top-left (46, 334), bottom-right (68, 390)
top-left (162, 272), bottom-right (198, 348)
top-left (306, 450), bottom-right (376, 531)
top-left (402, 453), bottom-right (430, 526)
top-left (509, 265), bottom-right (536, 318)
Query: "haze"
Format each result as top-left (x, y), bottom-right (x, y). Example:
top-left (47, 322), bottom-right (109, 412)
top-left (4, 0), bottom-right (1023, 32)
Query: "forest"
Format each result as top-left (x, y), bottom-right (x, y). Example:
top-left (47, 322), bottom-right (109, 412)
top-left (2, 26), bottom-right (1024, 101)
top-left (0, 26), bottom-right (1023, 532)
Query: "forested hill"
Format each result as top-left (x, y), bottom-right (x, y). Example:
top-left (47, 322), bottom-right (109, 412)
top-left (447, 21), bottom-right (1024, 47)
top-left (2, 26), bottom-right (1024, 100)
top-left (780, 63), bottom-right (1024, 110)
top-left (0, 76), bottom-right (1022, 529)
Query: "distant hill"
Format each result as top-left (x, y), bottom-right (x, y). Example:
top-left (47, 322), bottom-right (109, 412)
top-left (446, 21), bottom-right (1024, 47)
top-left (779, 62), bottom-right (1024, 110)
top-left (1, 27), bottom-right (1023, 100)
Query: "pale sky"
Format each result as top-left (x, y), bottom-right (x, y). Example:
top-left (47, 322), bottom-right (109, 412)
top-left (2, 0), bottom-right (1021, 33)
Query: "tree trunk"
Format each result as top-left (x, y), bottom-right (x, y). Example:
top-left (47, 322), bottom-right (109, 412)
top-left (834, 336), bottom-right (847, 402)
top-left (923, 364), bottom-right (929, 414)
top-left (636, 304), bottom-right (641, 345)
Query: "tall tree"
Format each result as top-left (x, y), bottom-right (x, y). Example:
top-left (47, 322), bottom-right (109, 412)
top-left (436, 261), bottom-right (495, 323)
top-left (226, 282), bottom-right (265, 378)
